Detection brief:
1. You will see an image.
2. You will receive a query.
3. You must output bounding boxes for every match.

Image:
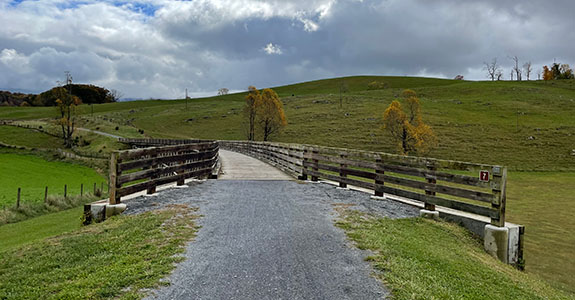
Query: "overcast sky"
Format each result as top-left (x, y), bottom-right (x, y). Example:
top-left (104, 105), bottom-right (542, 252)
top-left (0, 0), bottom-right (573, 99)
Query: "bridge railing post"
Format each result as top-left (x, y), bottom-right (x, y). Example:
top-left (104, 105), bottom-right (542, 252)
top-left (424, 162), bottom-right (437, 211)
top-left (311, 149), bottom-right (319, 182)
top-left (490, 166), bottom-right (507, 227)
top-left (374, 158), bottom-right (384, 197)
top-left (147, 151), bottom-right (158, 195)
top-left (109, 151), bottom-right (121, 204)
top-left (300, 148), bottom-right (309, 180)
top-left (339, 154), bottom-right (347, 188)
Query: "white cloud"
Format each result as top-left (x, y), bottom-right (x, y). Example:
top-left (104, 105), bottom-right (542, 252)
top-left (263, 43), bottom-right (283, 55)
top-left (0, 0), bottom-right (573, 97)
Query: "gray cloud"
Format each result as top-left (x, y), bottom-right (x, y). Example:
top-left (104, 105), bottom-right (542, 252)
top-left (0, 0), bottom-right (573, 98)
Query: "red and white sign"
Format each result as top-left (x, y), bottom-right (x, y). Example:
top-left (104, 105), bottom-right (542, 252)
top-left (479, 170), bottom-right (490, 182)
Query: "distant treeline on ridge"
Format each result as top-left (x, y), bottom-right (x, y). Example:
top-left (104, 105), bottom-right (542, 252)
top-left (0, 84), bottom-right (117, 107)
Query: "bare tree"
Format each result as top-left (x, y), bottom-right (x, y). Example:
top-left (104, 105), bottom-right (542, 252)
top-left (510, 56), bottom-right (522, 81)
top-left (496, 70), bottom-right (503, 81)
top-left (56, 72), bottom-right (80, 148)
top-left (109, 89), bottom-right (123, 102)
top-left (483, 58), bottom-right (500, 81)
top-left (523, 61), bottom-right (532, 80)
top-left (218, 88), bottom-right (229, 96)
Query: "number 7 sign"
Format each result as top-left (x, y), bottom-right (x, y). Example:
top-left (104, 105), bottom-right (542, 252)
top-left (479, 170), bottom-right (490, 182)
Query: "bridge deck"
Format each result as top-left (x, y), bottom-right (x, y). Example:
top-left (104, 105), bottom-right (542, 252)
top-left (218, 149), bottom-right (292, 180)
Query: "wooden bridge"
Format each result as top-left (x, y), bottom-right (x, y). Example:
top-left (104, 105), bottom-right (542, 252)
top-left (103, 138), bottom-right (522, 269)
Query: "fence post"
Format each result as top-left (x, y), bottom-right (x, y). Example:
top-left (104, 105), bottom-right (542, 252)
top-left (375, 158), bottom-right (384, 197)
top-left (147, 151), bottom-right (158, 195)
top-left (109, 151), bottom-right (120, 204)
top-left (81, 184), bottom-right (83, 196)
top-left (44, 186), bottom-right (48, 203)
top-left (64, 184), bottom-right (67, 198)
top-left (17, 188), bottom-right (21, 208)
top-left (490, 166), bottom-right (507, 227)
top-left (300, 148), bottom-right (309, 180)
top-left (100, 182), bottom-right (104, 194)
top-left (177, 150), bottom-right (185, 186)
top-left (339, 154), bottom-right (347, 188)
top-left (311, 149), bottom-right (319, 182)
top-left (424, 162), bottom-right (437, 211)
top-left (93, 183), bottom-right (97, 194)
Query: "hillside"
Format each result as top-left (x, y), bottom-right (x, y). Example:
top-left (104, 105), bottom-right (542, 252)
top-left (1, 75), bottom-right (574, 293)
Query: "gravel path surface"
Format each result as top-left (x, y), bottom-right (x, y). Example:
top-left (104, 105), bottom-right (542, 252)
top-left (125, 179), bottom-right (418, 300)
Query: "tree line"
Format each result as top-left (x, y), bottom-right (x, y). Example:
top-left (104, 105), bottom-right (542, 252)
top-left (484, 57), bottom-right (574, 81)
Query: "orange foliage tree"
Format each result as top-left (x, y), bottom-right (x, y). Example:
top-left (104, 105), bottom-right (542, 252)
top-left (383, 89), bottom-right (436, 155)
top-left (542, 66), bottom-right (553, 81)
top-left (256, 88), bottom-right (287, 141)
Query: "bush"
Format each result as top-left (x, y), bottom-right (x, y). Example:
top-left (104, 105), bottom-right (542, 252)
top-left (367, 81), bottom-right (389, 90)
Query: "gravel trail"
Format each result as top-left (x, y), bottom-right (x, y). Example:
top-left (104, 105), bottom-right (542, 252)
top-left (124, 178), bottom-right (418, 300)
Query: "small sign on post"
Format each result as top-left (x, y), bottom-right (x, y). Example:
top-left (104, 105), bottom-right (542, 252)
top-left (479, 170), bottom-right (490, 182)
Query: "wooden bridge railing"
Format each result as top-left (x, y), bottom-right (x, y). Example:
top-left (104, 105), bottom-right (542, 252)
top-left (219, 140), bottom-right (507, 227)
top-left (108, 141), bottom-right (219, 204)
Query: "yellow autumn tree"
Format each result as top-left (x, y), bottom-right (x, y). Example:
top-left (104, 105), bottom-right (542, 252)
top-left (244, 85), bottom-right (260, 141)
top-left (383, 90), bottom-right (436, 155)
top-left (256, 88), bottom-right (287, 141)
top-left (542, 66), bottom-right (553, 81)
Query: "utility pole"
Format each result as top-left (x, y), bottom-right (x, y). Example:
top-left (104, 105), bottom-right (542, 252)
top-left (185, 88), bottom-right (188, 110)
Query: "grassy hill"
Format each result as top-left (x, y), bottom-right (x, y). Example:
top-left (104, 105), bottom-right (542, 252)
top-left (1, 75), bottom-right (574, 293)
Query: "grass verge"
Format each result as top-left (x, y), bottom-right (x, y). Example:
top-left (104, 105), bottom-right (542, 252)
top-left (0, 206), bottom-right (84, 252)
top-left (0, 206), bottom-right (199, 299)
top-left (336, 210), bottom-right (572, 300)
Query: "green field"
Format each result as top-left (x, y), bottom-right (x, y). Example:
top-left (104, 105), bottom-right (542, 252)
top-left (1, 76), bottom-right (574, 293)
top-left (0, 151), bottom-right (105, 208)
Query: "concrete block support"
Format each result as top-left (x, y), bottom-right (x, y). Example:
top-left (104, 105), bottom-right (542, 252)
top-left (484, 225), bottom-right (509, 263)
top-left (419, 209), bottom-right (440, 220)
top-left (83, 203), bottom-right (127, 225)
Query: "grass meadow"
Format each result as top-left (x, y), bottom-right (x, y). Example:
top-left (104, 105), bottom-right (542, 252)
top-left (0, 150), bottom-right (105, 208)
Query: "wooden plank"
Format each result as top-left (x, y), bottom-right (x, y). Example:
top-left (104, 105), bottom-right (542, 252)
top-left (303, 144), bottom-right (496, 171)
top-left (304, 161), bottom-right (494, 203)
top-left (303, 169), bottom-right (377, 191)
top-left (119, 142), bottom-right (217, 160)
top-left (377, 185), bottom-right (499, 219)
top-left (382, 163), bottom-right (490, 188)
top-left (118, 158), bottom-right (217, 185)
top-left (304, 152), bottom-right (490, 188)
top-left (117, 167), bottom-right (212, 197)
top-left (302, 169), bottom-right (498, 218)
top-left (119, 149), bottom-right (218, 172)
top-left (304, 152), bottom-right (377, 170)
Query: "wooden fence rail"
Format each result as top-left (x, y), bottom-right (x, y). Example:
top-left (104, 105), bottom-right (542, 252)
top-left (219, 140), bottom-right (507, 227)
top-left (109, 141), bottom-right (219, 204)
